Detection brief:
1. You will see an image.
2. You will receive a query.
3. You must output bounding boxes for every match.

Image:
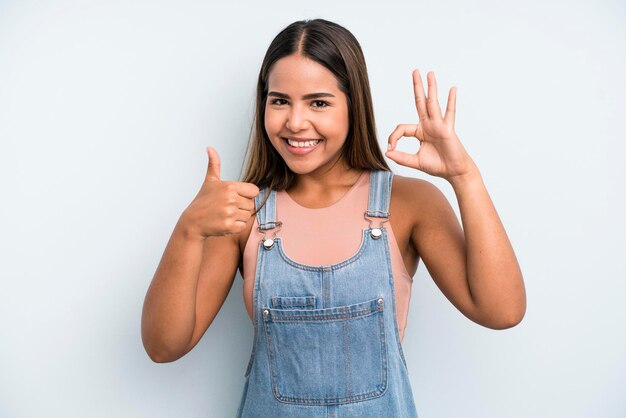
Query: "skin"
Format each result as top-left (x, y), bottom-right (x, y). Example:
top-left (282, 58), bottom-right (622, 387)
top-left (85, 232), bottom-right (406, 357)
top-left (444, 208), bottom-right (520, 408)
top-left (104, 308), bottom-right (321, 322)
top-left (383, 70), bottom-right (527, 329)
top-left (263, 53), bottom-right (361, 201)
top-left (141, 53), bottom-right (526, 363)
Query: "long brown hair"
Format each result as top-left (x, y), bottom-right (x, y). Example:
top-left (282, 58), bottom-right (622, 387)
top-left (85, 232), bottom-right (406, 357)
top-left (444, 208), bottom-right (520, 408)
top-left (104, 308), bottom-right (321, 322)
top-left (240, 19), bottom-right (390, 210)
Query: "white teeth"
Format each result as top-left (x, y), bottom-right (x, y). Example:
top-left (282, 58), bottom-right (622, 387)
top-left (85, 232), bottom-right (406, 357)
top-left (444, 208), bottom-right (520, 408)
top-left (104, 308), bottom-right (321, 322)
top-left (286, 138), bottom-right (322, 148)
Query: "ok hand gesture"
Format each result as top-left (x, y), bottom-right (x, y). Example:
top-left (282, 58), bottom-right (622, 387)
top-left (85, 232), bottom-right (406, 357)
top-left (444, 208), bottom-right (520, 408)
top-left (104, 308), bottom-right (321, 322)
top-left (385, 69), bottom-right (477, 183)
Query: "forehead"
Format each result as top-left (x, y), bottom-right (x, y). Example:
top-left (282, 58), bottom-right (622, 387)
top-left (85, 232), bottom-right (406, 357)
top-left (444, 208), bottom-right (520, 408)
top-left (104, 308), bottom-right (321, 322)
top-left (267, 54), bottom-right (341, 93)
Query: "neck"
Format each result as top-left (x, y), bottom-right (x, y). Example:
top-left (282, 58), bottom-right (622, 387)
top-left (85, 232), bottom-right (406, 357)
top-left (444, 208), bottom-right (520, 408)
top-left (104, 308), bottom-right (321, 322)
top-left (286, 163), bottom-right (366, 209)
top-left (290, 161), bottom-right (364, 192)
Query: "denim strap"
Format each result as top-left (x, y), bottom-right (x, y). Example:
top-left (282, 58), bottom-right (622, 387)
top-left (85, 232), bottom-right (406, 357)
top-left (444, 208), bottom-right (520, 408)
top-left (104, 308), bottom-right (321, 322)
top-left (366, 170), bottom-right (393, 218)
top-left (255, 187), bottom-right (279, 230)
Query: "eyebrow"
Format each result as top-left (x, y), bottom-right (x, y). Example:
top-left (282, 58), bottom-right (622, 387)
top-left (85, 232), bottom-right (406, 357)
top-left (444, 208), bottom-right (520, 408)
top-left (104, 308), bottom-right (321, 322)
top-left (267, 91), bottom-right (336, 100)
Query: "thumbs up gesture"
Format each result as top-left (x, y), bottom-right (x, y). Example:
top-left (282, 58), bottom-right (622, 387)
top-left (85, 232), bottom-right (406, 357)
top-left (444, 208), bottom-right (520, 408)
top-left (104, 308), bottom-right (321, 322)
top-left (181, 147), bottom-right (260, 239)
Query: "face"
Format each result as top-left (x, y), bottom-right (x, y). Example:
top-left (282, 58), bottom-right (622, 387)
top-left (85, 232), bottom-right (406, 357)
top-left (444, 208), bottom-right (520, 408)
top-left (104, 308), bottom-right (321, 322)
top-left (264, 53), bottom-right (350, 177)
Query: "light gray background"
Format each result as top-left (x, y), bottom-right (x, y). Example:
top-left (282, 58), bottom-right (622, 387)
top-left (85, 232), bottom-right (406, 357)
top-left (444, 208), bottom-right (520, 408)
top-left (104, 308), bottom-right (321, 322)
top-left (1, 1), bottom-right (624, 417)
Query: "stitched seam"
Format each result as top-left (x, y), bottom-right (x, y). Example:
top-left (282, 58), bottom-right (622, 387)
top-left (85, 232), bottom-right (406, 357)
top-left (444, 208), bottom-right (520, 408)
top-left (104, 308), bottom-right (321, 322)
top-left (381, 230), bottom-right (408, 369)
top-left (345, 319), bottom-right (351, 398)
top-left (273, 231), bottom-right (369, 271)
top-left (274, 387), bottom-right (386, 405)
top-left (263, 314), bottom-right (283, 401)
top-left (271, 296), bottom-right (315, 308)
top-left (265, 304), bottom-right (383, 322)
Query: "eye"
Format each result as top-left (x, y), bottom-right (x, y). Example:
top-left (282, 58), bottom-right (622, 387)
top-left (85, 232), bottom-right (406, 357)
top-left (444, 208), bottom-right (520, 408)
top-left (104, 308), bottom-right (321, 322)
top-left (311, 100), bottom-right (330, 108)
top-left (269, 98), bottom-right (288, 106)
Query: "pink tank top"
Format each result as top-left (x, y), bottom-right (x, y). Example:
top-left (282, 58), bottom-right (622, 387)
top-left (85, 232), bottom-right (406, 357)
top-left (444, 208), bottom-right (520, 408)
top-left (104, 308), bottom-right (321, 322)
top-left (242, 170), bottom-right (414, 342)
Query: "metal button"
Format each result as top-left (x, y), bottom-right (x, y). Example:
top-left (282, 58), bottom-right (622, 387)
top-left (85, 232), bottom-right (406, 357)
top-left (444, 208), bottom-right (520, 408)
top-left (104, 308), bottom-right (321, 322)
top-left (263, 238), bottom-right (275, 250)
top-left (377, 298), bottom-right (383, 305)
top-left (263, 309), bottom-right (269, 316)
top-left (370, 228), bottom-right (382, 239)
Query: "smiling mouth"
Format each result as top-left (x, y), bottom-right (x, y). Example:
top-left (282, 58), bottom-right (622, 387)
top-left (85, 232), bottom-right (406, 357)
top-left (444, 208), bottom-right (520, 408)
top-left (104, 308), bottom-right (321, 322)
top-left (282, 137), bottom-right (324, 148)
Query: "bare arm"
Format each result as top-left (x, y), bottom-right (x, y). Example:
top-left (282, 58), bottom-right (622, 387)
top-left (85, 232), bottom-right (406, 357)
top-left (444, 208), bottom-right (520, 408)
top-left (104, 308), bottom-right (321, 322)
top-left (451, 167), bottom-right (525, 327)
top-left (409, 169), bottom-right (526, 329)
top-left (141, 147), bottom-right (258, 362)
top-left (140, 218), bottom-right (241, 363)
top-left (386, 69), bottom-right (526, 329)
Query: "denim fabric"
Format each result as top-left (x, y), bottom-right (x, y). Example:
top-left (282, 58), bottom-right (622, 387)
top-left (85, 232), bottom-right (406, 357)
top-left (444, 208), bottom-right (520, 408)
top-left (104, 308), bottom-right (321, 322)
top-left (236, 170), bottom-right (419, 417)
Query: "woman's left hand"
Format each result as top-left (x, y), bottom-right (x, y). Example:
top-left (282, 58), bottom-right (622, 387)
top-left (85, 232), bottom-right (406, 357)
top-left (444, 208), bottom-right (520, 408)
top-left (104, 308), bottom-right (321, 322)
top-left (385, 69), bottom-right (477, 182)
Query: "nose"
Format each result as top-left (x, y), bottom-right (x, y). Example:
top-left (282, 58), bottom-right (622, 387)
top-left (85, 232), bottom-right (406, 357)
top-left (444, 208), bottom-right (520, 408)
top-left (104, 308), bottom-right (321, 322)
top-left (285, 104), bottom-right (311, 132)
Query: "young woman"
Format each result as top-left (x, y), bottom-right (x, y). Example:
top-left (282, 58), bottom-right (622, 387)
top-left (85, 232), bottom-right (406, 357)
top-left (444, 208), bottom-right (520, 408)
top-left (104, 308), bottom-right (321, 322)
top-left (141, 18), bottom-right (526, 417)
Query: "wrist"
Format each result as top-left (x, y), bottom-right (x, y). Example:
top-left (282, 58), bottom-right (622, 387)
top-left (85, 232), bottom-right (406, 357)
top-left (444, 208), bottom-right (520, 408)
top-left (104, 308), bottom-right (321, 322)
top-left (175, 212), bottom-right (206, 242)
top-left (447, 162), bottom-right (482, 190)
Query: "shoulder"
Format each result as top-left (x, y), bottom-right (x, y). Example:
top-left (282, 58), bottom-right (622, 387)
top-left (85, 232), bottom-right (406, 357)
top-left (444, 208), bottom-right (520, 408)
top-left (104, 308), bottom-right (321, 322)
top-left (390, 173), bottom-right (452, 228)
top-left (390, 173), bottom-right (448, 208)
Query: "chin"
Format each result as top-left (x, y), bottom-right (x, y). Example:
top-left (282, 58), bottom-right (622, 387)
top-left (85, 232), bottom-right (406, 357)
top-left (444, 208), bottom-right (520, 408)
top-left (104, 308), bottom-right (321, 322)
top-left (281, 159), bottom-right (323, 176)
top-left (284, 163), bottom-right (314, 175)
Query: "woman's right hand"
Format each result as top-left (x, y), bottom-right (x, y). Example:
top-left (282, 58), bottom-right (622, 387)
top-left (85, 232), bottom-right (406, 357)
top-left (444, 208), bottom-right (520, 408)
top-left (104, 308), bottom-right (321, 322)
top-left (180, 147), bottom-right (260, 239)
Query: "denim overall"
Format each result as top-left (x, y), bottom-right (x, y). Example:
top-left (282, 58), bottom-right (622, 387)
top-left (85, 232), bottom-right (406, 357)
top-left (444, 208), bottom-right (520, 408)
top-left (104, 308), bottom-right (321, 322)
top-left (236, 170), bottom-right (419, 417)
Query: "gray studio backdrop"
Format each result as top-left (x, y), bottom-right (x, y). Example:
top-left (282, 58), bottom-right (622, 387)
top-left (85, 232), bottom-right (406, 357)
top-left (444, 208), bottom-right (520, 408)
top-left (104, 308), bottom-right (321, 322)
top-left (1, 1), bottom-right (624, 417)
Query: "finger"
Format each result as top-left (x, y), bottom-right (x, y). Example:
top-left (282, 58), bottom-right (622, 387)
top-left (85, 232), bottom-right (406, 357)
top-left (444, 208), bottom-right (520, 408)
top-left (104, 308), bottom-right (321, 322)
top-left (204, 147), bottom-right (221, 183)
top-left (384, 149), bottom-right (420, 170)
top-left (235, 182), bottom-right (260, 199)
top-left (426, 71), bottom-right (443, 120)
top-left (412, 69), bottom-right (429, 121)
top-left (222, 210), bottom-right (253, 235)
top-left (235, 208), bottom-right (255, 223)
top-left (236, 195), bottom-right (256, 212)
top-left (387, 124), bottom-right (420, 151)
top-left (443, 86), bottom-right (457, 126)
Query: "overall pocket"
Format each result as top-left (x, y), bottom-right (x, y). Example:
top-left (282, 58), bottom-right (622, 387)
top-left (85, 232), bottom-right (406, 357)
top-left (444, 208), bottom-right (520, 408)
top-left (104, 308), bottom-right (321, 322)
top-left (261, 296), bottom-right (388, 406)
top-left (246, 296), bottom-right (316, 377)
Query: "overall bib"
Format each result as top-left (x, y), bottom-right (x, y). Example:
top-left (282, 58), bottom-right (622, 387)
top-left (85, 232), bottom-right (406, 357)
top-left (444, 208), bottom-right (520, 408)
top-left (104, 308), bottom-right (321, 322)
top-left (236, 170), bottom-right (419, 417)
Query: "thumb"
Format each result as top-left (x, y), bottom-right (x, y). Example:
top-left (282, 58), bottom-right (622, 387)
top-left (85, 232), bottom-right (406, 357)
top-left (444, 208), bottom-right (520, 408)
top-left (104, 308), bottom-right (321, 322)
top-left (204, 146), bottom-right (221, 182)
top-left (385, 149), bottom-right (420, 170)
